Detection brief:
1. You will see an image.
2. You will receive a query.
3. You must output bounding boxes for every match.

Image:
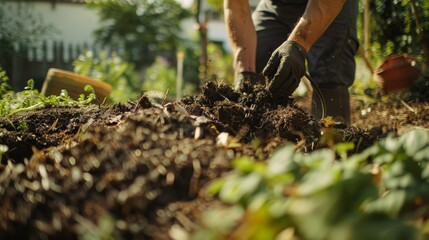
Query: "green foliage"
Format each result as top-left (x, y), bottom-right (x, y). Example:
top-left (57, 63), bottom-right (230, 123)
top-left (363, 129), bottom-right (429, 217)
top-left (73, 50), bottom-right (141, 103)
top-left (86, 0), bottom-right (191, 67)
top-left (364, 0), bottom-right (429, 65)
top-left (207, 0), bottom-right (223, 13)
top-left (0, 70), bottom-right (95, 117)
top-left (142, 56), bottom-right (196, 97)
top-left (0, 68), bottom-right (11, 98)
top-left (206, 43), bottom-right (234, 84)
top-left (77, 214), bottom-right (116, 240)
top-left (198, 129), bottom-right (429, 239)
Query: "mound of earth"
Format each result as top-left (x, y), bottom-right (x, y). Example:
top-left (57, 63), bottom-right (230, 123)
top-left (0, 80), bottom-right (418, 239)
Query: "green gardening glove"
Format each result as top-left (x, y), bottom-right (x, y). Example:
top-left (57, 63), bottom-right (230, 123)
top-left (263, 40), bottom-right (307, 98)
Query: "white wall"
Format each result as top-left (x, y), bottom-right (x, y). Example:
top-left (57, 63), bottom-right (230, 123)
top-left (3, 1), bottom-right (100, 45)
top-left (35, 2), bottom-right (101, 45)
top-left (42, 2), bottom-right (98, 44)
top-left (4, 0), bottom-right (259, 54)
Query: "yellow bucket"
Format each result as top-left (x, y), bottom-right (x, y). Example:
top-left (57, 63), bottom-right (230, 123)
top-left (41, 68), bottom-right (112, 102)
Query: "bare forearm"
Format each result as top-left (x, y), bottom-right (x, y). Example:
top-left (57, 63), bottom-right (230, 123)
top-left (224, 0), bottom-right (256, 72)
top-left (288, 0), bottom-right (346, 51)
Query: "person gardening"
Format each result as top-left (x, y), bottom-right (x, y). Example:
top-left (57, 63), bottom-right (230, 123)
top-left (224, 0), bottom-right (359, 124)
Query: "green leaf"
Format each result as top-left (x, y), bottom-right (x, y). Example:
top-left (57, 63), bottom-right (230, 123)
top-left (384, 136), bottom-right (400, 153)
top-left (304, 149), bottom-right (335, 169)
top-left (200, 206), bottom-right (244, 234)
top-left (401, 129), bottom-right (429, 156)
top-left (414, 147), bottom-right (429, 162)
top-left (206, 178), bottom-right (226, 196)
top-left (297, 169), bottom-right (339, 195)
top-left (219, 173), bottom-right (263, 204)
top-left (373, 153), bottom-right (395, 164)
top-left (267, 145), bottom-right (296, 176)
top-left (232, 157), bottom-right (256, 173)
top-left (335, 142), bottom-right (355, 159)
top-left (365, 190), bottom-right (407, 217)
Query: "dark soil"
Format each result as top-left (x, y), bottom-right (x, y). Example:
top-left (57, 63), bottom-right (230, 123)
top-left (0, 80), bottom-right (427, 239)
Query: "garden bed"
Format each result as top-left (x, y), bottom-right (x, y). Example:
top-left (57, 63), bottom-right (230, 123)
top-left (0, 80), bottom-right (428, 239)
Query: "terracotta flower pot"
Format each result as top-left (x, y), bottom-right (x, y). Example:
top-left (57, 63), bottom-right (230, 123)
top-left (41, 68), bottom-right (112, 102)
top-left (373, 54), bottom-right (421, 93)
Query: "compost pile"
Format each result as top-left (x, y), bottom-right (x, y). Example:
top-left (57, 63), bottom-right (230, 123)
top-left (0, 80), bottom-right (386, 239)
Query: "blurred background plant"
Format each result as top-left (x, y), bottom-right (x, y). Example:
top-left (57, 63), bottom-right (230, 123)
top-left (206, 42), bottom-right (234, 84)
top-left (73, 50), bottom-right (141, 103)
top-left (360, 0), bottom-right (429, 68)
top-left (347, 0), bottom-right (429, 102)
top-left (86, 0), bottom-right (191, 68)
top-left (142, 55), bottom-right (196, 98)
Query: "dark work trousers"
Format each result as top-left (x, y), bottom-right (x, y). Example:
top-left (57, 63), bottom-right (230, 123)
top-left (252, 0), bottom-right (359, 122)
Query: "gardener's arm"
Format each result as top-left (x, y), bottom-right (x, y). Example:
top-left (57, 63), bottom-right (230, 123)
top-left (289, 0), bottom-right (346, 51)
top-left (224, 0), bottom-right (256, 85)
top-left (264, 0), bottom-right (347, 97)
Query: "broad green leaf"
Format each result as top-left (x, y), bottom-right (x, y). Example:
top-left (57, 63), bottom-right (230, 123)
top-left (373, 153), bottom-right (395, 164)
top-left (206, 178), bottom-right (226, 196)
top-left (219, 174), bottom-right (263, 204)
top-left (384, 135), bottom-right (400, 153)
top-left (232, 157), bottom-right (256, 173)
top-left (365, 190), bottom-right (407, 217)
top-left (335, 142), bottom-right (355, 159)
top-left (414, 147), bottom-right (429, 162)
top-left (200, 206), bottom-right (244, 234)
top-left (248, 193), bottom-right (269, 212)
top-left (402, 129), bottom-right (429, 156)
top-left (302, 148), bottom-right (335, 169)
top-left (267, 145), bottom-right (295, 176)
top-left (297, 169), bottom-right (339, 195)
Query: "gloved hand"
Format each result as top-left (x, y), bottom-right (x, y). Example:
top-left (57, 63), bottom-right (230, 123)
top-left (235, 71), bottom-right (265, 92)
top-left (262, 40), bottom-right (307, 98)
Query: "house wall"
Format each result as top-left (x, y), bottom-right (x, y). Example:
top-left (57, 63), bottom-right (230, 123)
top-left (3, 1), bottom-right (101, 47)
top-left (3, 0), bottom-right (260, 53)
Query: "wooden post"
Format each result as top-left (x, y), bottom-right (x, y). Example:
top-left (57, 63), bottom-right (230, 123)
top-left (363, 0), bottom-right (370, 57)
top-left (195, 0), bottom-right (208, 86)
top-left (176, 51), bottom-right (184, 100)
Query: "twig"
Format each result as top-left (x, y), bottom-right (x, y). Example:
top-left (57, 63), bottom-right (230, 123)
top-left (399, 99), bottom-right (417, 114)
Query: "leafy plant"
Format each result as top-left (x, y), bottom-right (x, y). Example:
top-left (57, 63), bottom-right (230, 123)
top-left (73, 50), bottom-right (141, 103)
top-left (0, 70), bottom-right (95, 117)
top-left (362, 129), bottom-right (429, 217)
top-left (142, 56), bottom-right (196, 98)
top-left (86, 0), bottom-right (190, 67)
top-left (198, 129), bottom-right (429, 239)
top-left (206, 43), bottom-right (234, 84)
top-left (0, 67), bottom-right (11, 98)
top-left (364, 0), bottom-right (429, 66)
